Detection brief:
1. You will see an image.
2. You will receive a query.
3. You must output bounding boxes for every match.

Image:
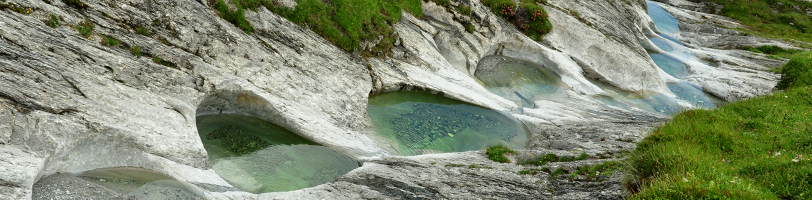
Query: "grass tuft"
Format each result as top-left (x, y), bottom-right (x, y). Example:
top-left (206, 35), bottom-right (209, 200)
top-left (75, 19), bottom-right (94, 39)
top-left (215, 0), bottom-right (253, 34)
top-left (136, 26), bottom-right (150, 36)
top-left (102, 35), bottom-right (120, 47)
top-left (153, 56), bottom-right (177, 68)
top-left (486, 144), bottom-right (516, 163)
top-left (457, 4), bottom-right (472, 15)
top-left (131, 46), bottom-right (141, 58)
top-left (47, 14), bottom-right (59, 28)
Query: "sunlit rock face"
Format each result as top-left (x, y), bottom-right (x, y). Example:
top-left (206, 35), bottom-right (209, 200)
top-left (367, 92), bottom-right (529, 156)
top-left (196, 114), bottom-right (359, 194)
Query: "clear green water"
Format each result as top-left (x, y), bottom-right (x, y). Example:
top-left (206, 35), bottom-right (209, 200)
top-left (474, 55), bottom-right (567, 107)
top-left (367, 92), bottom-right (529, 156)
top-left (196, 115), bottom-right (359, 194)
top-left (77, 168), bottom-right (200, 199)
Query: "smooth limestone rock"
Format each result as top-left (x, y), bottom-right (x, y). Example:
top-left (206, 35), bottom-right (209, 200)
top-left (0, 0), bottom-right (789, 199)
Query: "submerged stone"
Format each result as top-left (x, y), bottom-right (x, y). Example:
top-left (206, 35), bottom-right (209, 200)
top-left (368, 92), bottom-right (529, 156)
top-left (196, 114), bottom-right (359, 194)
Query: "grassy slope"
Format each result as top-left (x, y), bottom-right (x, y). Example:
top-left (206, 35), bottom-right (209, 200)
top-left (627, 52), bottom-right (812, 199)
top-left (214, 0), bottom-right (550, 52)
top-left (699, 0), bottom-right (812, 44)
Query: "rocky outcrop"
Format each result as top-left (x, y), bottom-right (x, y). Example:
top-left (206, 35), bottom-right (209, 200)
top-left (0, 0), bottom-right (789, 199)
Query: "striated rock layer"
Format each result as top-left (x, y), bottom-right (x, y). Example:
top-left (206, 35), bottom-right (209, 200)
top-left (0, 0), bottom-right (785, 199)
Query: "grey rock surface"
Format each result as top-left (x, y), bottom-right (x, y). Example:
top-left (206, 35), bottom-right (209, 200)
top-left (0, 0), bottom-right (789, 199)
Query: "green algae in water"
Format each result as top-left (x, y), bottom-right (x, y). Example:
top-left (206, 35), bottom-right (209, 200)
top-left (367, 91), bottom-right (529, 156)
top-left (206, 126), bottom-right (270, 156)
top-left (196, 114), bottom-right (359, 194)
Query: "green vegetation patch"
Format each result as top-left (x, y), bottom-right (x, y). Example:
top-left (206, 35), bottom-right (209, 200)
top-left (211, 0), bottom-right (421, 53)
top-left (702, 0), bottom-right (812, 44)
top-left (206, 126), bottom-right (271, 155)
top-left (75, 19), bottom-right (94, 39)
top-left (153, 56), bottom-right (177, 68)
top-left (743, 45), bottom-right (804, 59)
top-left (486, 144), bottom-right (516, 163)
top-left (102, 35), bottom-right (120, 47)
top-left (523, 152), bottom-right (589, 166)
top-left (456, 4), bottom-right (472, 16)
top-left (481, 0), bottom-right (552, 40)
top-left (48, 14), bottom-right (60, 28)
top-left (131, 46), bottom-right (141, 58)
top-left (626, 85), bottom-right (812, 199)
top-left (136, 26), bottom-right (150, 36)
top-left (776, 52), bottom-right (812, 90)
top-left (214, 0), bottom-right (253, 34)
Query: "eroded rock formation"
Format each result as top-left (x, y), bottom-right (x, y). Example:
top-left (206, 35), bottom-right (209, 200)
top-left (0, 0), bottom-right (789, 199)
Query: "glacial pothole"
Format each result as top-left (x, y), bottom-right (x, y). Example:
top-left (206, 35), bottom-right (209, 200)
top-left (33, 168), bottom-right (201, 200)
top-left (367, 91), bottom-right (529, 156)
top-left (196, 114), bottom-right (359, 194)
top-left (474, 55), bottom-right (567, 108)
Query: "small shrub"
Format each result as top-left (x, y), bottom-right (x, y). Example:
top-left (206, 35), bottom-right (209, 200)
top-left (517, 1), bottom-right (552, 40)
top-left (131, 46), bottom-right (141, 58)
top-left (64, 0), bottom-right (88, 9)
top-left (466, 23), bottom-right (475, 33)
top-left (485, 144), bottom-right (516, 163)
top-left (102, 35), bottom-right (119, 47)
top-left (75, 19), bottom-right (94, 39)
top-left (136, 26), bottom-right (150, 36)
top-left (47, 14), bottom-right (59, 28)
top-left (775, 52), bottom-right (812, 90)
